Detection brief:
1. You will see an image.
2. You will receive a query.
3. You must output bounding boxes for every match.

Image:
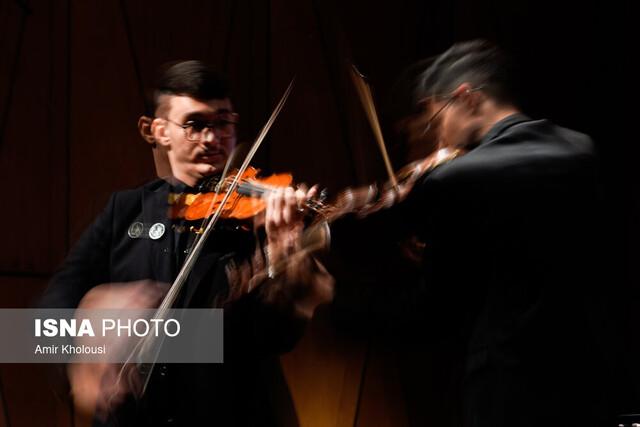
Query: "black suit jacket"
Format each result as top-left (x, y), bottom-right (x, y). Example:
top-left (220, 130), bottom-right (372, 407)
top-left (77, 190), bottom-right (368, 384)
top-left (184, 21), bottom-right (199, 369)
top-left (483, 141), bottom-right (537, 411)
top-left (41, 179), bottom-right (302, 426)
top-left (401, 114), bottom-right (609, 426)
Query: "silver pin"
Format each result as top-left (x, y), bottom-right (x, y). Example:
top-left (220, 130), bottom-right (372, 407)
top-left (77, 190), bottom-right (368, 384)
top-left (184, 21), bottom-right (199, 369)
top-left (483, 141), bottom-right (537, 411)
top-left (128, 222), bottom-right (144, 239)
top-left (149, 223), bottom-right (166, 240)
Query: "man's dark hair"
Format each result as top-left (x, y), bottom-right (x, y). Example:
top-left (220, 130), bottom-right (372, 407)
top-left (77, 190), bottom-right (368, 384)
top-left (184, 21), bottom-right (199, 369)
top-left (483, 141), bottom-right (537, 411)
top-left (150, 60), bottom-right (230, 116)
top-left (417, 40), bottom-right (515, 106)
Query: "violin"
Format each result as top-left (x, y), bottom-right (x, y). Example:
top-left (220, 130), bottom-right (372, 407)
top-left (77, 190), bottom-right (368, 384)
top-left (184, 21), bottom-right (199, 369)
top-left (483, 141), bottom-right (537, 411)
top-left (256, 146), bottom-right (465, 277)
top-left (168, 143), bottom-right (461, 226)
top-left (168, 167), bottom-right (326, 222)
top-left (317, 147), bottom-right (463, 223)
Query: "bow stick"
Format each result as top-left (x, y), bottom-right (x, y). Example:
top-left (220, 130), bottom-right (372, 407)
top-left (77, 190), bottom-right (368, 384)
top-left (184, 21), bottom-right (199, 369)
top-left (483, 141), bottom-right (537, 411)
top-left (349, 64), bottom-right (398, 193)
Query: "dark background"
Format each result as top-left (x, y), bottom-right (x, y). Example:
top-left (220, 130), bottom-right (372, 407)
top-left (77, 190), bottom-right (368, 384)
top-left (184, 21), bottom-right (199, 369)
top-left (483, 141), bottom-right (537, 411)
top-left (0, 0), bottom-right (635, 426)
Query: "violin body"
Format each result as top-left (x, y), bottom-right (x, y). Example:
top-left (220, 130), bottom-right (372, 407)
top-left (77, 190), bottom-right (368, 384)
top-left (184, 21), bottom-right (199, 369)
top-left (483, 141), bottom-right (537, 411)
top-left (168, 167), bottom-right (293, 221)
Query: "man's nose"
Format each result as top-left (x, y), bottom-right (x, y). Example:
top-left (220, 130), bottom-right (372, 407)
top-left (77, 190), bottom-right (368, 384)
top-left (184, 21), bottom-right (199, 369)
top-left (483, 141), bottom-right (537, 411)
top-left (202, 129), bottom-right (219, 144)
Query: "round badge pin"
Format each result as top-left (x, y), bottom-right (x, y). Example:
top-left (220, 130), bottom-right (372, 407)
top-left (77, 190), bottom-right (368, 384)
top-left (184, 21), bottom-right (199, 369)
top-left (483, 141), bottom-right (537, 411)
top-left (149, 223), bottom-right (166, 240)
top-left (127, 222), bottom-right (144, 239)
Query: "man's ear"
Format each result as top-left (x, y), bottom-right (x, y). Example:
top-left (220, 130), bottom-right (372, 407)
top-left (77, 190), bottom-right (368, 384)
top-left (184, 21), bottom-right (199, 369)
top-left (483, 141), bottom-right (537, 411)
top-left (454, 82), bottom-right (481, 111)
top-left (151, 117), bottom-right (171, 148)
top-left (138, 116), bottom-right (156, 147)
top-left (452, 82), bottom-right (472, 98)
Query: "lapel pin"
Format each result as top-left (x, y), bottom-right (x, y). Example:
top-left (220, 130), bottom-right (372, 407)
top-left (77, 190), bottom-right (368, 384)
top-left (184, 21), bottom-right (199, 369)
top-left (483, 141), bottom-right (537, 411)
top-left (149, 223), bottom-right (166, 240)
top-left (127, 222), bottom-right (144, 239)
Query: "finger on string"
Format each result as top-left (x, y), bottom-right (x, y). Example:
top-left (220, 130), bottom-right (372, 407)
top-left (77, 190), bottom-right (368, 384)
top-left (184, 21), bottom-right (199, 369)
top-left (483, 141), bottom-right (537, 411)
top-left (283, 187), bottom-right (296, 224)
top-left (294, 188), bottom-right (306, 211)
top-left (265, 189), bottom-right (275, 229)
top-left (271, 188), bottom-right (284, 227)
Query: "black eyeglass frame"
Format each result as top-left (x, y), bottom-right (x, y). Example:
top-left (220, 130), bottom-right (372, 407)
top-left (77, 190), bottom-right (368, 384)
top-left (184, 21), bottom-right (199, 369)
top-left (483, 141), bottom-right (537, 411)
top-left (163, 112), bottom-right (240, 142)
top-left (419, 86), bottom-right (485, 135)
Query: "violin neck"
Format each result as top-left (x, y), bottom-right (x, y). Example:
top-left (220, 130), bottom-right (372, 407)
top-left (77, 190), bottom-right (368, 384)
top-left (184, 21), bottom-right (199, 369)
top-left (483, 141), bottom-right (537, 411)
top-left (236, 181), bottom-right (271, 197)
top-left (236, 181), bottom-right (326, 213)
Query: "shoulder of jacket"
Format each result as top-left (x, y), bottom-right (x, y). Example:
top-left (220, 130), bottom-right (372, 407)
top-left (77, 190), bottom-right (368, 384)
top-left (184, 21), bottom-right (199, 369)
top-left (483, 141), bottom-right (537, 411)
top-left (109, 178), bottom-right (167, 206)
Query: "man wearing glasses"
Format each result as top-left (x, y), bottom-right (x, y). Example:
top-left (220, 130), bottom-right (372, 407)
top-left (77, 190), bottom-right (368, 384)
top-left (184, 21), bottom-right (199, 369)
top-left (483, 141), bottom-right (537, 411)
top-left (42, 60), bottom-right (332, 426)
top-left (384, 40), bottom-right (610, 426)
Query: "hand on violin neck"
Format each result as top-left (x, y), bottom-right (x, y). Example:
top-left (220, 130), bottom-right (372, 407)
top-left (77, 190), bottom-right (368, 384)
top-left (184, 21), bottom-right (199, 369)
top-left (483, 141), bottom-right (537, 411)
top-left (264, 185), bottom-right (317, 265)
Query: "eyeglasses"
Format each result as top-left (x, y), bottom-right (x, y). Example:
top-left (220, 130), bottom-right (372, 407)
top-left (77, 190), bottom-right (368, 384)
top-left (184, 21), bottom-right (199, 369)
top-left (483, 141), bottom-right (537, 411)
top-left (164, 112), bottom-right (239, 142)
top-left (420, 86), bottom-right (484, 136)
top-left (421, 96), bottom-right (457, 136)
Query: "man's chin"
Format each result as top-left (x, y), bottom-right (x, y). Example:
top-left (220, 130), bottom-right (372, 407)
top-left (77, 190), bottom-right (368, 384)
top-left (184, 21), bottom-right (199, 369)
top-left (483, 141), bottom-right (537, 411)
top-left (194, 162), bottom-right (225, 178)
top-left (198, 167), bottom-right (217, 177)
top-left (199, 155), bottom-right (228, 170)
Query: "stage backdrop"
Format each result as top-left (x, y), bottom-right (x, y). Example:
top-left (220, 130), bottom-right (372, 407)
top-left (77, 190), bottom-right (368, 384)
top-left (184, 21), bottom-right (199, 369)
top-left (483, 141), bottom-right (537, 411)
top-left (0, 0), bottom-right (635, 426)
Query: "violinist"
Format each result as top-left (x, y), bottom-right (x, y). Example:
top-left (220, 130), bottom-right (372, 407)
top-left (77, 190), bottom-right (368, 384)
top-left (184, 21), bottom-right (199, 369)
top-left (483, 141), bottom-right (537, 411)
top-left (347, 40), bottom-right (610, 426)
top-left (40, 60), bottom-right (333, 426)
top-left (413, 40), bottom-right (613, 427)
